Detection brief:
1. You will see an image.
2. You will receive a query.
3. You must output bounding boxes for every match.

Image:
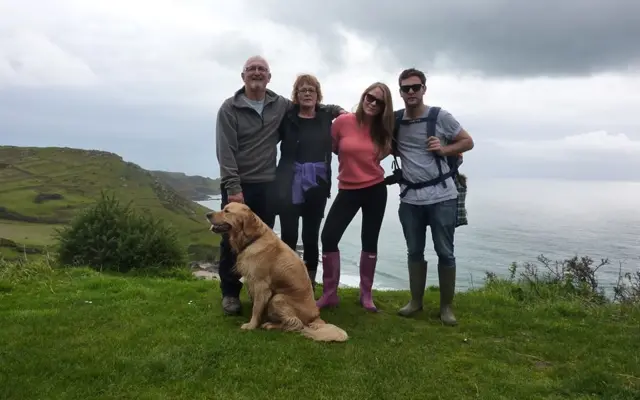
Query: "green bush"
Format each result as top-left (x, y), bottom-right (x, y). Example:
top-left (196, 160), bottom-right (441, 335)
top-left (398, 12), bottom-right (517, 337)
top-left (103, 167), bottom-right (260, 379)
top-left (484, 254), bottom-right (640, 306)
top-left (54, 191), bottom-right (187, 272)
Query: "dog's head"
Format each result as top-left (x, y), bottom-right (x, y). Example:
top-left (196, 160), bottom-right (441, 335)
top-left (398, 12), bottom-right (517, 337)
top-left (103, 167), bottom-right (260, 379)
top-left (205, 202), bottom-right (267, 249)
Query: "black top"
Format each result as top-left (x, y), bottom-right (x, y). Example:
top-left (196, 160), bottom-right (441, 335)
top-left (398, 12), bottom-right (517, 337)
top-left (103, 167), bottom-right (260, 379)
top-left (296, 117), bottom-right (329, 163)
top-left (273, 105), bottom-right (334, 213)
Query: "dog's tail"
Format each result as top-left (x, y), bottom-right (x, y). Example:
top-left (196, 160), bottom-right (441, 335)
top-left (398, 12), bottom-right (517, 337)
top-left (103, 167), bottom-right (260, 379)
top-left (300, 319), bottom-right (348, 342)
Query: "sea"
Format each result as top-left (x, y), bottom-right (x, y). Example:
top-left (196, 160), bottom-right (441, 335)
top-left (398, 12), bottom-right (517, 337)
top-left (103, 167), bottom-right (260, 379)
top-left (198, 178), bottom-right (640, 293)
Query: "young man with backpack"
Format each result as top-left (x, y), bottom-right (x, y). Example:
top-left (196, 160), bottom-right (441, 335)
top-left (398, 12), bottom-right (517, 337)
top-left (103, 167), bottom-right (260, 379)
top-left (386, 68), bottom-right (474, 325)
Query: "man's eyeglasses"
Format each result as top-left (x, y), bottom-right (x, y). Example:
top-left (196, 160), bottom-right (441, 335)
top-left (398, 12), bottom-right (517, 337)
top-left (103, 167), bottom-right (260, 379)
top-left (400, 84), bottom-right (424, 93)
top-left (244, 65), bottom-right (269, 73)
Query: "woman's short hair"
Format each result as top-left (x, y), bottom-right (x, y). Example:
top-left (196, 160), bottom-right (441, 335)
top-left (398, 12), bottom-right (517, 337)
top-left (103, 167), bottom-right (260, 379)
top-left (291, 73), bottom-right (323, 104)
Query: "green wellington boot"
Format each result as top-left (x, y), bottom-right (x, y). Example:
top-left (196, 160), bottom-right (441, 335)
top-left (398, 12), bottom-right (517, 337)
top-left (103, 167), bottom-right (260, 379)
top-left (398, 260), bottom-right (428, 317)
top-left (438, 264), bottom-right (458, 326)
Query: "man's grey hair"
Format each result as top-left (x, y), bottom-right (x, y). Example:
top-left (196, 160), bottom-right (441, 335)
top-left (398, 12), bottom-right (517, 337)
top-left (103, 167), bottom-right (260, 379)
top-left (243, 55), bottom-right (270, 71)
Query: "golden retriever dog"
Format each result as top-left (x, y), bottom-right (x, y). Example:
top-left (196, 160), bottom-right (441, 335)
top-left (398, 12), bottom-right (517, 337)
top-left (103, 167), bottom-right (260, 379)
top-left (205, 202), bottom-right (348, 342)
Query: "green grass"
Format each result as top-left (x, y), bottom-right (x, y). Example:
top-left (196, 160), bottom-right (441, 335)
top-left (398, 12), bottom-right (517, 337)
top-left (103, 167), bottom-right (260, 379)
top-left (0, 246), bottom-right (20, 259)
top-left (0, 146), bottom-right (220, 260)
top-left (0, 220), bottom-right (64, 246)
top-left (1, 261), bottom-right (639, 400)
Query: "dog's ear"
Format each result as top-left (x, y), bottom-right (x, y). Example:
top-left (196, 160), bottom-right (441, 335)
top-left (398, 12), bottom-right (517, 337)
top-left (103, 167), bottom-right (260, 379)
top-left (226, 210), bottom-right (245, 251)
top-left (233, 211), bottom-right (245, 233)
top-left (241, 210), bottom-right (262, 239)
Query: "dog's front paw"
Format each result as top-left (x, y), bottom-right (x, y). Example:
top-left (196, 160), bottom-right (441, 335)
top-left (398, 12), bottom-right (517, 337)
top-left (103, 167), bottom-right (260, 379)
top-left (241, 322), bottom-right (257, 330)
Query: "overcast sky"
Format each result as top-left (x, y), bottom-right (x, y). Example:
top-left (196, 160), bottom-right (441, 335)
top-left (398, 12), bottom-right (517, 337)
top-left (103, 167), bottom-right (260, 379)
top-left (1, 0), bottom-right (639, 181)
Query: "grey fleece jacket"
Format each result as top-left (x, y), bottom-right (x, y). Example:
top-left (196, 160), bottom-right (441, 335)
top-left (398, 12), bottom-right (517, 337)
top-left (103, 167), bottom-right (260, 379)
top-left (216, 87), bottom-right (343, 195)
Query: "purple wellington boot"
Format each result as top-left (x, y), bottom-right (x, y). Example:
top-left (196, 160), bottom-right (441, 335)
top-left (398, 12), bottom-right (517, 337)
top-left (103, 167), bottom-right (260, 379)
top-left (359, 251), bottom-right (379, 312)
top-left (316, 251), bottom-right (340, 309)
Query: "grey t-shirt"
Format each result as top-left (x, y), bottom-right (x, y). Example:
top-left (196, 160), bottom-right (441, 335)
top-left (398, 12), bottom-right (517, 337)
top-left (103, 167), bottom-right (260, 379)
top-left (396, 106), bottom-right (463, 206)
top-left (242, 95), bottom-right (264, 115)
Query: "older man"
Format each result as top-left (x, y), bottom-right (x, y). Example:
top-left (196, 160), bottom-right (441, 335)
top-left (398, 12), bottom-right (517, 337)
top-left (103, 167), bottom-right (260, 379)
top-left (215, 55), bottom-right (344, 315)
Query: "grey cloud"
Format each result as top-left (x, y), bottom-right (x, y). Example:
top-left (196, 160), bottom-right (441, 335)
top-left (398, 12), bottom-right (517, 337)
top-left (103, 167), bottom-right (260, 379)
top-left (207, 33), bottom-right (264, 71)
top-left (452, 114), bottom-right (640, 143)
top-left (0, 88), bottom-right (219, 177)
top-left (0, 87), bottom-right (209, 137)
top-left (257, 0), bottom-right (640, 78)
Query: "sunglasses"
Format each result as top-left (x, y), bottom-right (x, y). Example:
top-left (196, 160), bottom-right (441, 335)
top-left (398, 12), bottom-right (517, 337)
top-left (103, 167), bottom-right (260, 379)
top-left (364, 93), bottom-right (385, 106)
top-left (400, 84), bottom-right (424, 93)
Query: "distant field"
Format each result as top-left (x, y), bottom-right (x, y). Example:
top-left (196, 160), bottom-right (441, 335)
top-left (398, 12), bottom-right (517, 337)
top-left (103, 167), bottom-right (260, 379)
top-left (0, 146), bottom-right (220, 261)
top-left (0, 221), bottom-right (63, 246)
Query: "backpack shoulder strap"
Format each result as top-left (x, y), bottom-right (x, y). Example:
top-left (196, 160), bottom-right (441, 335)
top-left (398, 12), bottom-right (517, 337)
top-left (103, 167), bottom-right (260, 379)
top-left (392, 109), bottom-right (405, 137)
top-left (391, 109), bottom-right (405, 159)
top-left (425, 106), bottom-right (449, 187)
top-left (425, 106), bottom-right (441, 138)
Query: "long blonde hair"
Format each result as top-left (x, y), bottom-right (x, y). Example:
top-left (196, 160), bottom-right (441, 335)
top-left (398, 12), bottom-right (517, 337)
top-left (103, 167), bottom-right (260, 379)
top-left (354, 82), bottom-right (394, 157)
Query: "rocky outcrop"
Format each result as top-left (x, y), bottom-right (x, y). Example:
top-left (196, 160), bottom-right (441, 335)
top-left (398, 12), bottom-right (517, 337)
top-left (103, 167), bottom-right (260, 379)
top-left (189, 261), bottom-right (221, 280)
top-left (34, 193), bottom-right (64, 204)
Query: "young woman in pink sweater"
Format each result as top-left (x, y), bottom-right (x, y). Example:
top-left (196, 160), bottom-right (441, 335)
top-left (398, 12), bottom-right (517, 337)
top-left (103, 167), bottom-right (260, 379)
top-left (316, 82), bottom-right (395, 312)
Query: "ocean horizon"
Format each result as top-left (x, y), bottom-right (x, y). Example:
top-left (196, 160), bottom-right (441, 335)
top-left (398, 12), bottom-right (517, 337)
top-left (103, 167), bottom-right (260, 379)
top-left (198, 177), bottom-right (640, 294)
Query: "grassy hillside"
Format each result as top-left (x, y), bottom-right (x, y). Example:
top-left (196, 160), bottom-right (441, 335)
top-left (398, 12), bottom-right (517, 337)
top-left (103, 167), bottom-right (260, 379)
top-left (1, 260), bottom-right (639, 399)
top-left (0, 146), bottom-right (219, 261)
top-left (150, 170), bottom-right (221, 201)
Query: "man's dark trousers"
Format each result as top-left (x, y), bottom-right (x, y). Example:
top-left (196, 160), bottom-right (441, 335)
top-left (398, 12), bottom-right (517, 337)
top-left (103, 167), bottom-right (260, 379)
top-left (218, 181), bottom-right (276, 298)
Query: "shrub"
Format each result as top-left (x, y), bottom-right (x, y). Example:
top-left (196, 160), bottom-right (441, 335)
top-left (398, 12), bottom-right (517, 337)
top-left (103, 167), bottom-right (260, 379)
top-left (614, 267), bottom-right (640, 305)
top-left (54, 191), bottom-right (187, 272)
top-left (484, 254), bottom-right (640, 306)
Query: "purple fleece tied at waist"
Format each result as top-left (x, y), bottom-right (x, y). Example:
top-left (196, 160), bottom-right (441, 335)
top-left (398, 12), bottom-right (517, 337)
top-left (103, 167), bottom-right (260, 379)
top-left (292, 162), bottom-right (327, 205)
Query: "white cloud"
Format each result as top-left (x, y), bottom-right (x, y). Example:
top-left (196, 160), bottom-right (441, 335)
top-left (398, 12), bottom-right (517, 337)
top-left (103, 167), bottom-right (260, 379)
top-left (489, 131), bottom-right (640, 160)
top-left (0, 29), bottom-right (97, 87)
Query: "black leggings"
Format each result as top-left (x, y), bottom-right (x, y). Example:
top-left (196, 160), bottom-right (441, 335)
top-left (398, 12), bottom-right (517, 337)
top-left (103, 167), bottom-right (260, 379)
top-left (279, 186), bottom-right (328, 272)
top-left (321, 181), bottom-right (387, 254)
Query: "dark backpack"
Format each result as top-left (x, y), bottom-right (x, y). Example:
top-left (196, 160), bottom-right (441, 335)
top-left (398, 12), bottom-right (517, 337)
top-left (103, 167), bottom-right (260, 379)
top-left (386, 106), bottom-right (463, 199)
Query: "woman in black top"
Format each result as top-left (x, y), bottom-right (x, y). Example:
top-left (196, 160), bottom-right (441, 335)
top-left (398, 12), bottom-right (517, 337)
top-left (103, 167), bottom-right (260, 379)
top-left (274, 74), bottom-right (336, 289)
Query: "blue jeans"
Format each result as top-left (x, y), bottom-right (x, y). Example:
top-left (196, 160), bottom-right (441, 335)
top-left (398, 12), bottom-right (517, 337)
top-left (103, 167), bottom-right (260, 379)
top-left (398, 198), bottom-right (457, 268)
